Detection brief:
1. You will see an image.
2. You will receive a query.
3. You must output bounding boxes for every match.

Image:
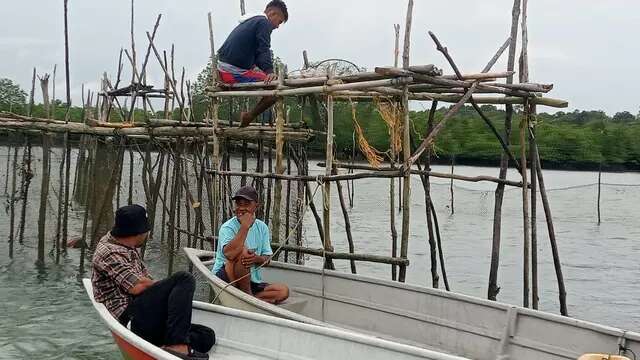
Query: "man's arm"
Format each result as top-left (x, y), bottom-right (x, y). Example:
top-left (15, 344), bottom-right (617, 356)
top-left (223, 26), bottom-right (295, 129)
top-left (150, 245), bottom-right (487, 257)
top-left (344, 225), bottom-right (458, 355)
top-left (222, 213), bottom-right (254, 261)
top-left (254, 19), bottom-right (274, 74)
top-left (129, 277), bottom-right (156, 295)
top-left (98, 252), bottom-right (153, 295)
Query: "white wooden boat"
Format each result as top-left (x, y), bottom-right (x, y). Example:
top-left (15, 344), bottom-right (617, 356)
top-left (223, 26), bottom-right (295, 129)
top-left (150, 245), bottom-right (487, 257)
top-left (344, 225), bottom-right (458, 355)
top-left (184, 247), bottom-right (640, 360)
top-left (83, 279), bottom-right (466, 360)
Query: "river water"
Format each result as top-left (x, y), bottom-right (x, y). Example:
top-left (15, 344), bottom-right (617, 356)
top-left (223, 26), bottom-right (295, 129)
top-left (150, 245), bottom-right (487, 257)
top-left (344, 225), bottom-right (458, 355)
top-left (0, 144), bottom-right (639, 359)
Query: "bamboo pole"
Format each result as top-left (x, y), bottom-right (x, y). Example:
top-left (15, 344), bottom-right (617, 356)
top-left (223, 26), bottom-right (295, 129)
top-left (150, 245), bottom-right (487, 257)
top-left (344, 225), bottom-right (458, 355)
top-left (128, 149), bottom-right (134, 205)
top-left (520, 101), bottom-right (531, 309)
top-left (489, 0), bottom-right (521, 301)
top-left (271, 93), bottom-right (285, 247)
top-left (322, 67), bottom-right (336, 270)
top-left (294, 145), bottom-right (304, 264)
top-left (37, 134), bottom-right (52, 265)
top-left (0, 119), bottom-right (316, 143)
top-left (534, 145), bottom-right (568, 316)
top-left (268, 243), bottom-right (409, 266)
top-left (397, 0), bottom-right (414, 283)
top-left (284, 148), bottom-right (292, 262)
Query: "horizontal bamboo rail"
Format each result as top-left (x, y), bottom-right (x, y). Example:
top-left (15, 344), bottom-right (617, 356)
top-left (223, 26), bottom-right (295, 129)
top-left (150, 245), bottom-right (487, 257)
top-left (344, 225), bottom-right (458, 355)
top-left (271, 242), bottom-right (410, 266)
top-left (316, 162), bottom-right (527, 188)
top-left (0, 118), bottom-right (317, 142)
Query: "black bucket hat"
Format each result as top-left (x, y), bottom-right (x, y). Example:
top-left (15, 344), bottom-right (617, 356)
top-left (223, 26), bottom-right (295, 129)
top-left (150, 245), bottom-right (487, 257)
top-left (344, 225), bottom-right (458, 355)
top-left (111, 204), bottom-right (152, 237)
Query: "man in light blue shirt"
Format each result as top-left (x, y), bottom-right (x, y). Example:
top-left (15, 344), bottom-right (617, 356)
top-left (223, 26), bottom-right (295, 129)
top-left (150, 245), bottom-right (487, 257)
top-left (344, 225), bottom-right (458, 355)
top-left (212, 185), bottom-right (289, 303)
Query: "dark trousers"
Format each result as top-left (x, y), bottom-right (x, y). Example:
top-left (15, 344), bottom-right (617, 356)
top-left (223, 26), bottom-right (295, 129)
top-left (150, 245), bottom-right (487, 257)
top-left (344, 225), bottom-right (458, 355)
top-left (121, 271), bottom-right (215, 351)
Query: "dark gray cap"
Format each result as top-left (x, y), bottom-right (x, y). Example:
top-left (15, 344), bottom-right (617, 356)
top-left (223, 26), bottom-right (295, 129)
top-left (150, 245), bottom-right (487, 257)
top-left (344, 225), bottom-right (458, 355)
top-left (232, 185), bottom-right (259, 202)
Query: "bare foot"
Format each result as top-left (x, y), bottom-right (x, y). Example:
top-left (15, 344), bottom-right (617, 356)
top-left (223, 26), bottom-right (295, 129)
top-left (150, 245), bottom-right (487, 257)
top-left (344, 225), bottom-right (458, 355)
top-left (239, 112), bottom-right (253, 128)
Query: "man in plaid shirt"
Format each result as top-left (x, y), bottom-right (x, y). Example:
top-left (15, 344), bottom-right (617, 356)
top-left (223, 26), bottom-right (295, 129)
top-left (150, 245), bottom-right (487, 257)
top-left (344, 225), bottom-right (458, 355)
top-left (92, 205), bottom-right (212, 360)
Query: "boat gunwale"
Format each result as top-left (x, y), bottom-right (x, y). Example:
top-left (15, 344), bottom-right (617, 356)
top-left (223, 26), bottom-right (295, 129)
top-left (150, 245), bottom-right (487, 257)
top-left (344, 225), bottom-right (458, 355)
top-left (84, 278), bottom-right (469, 360)
top-left (186, 247), bottom-right (640, 342)
top-left (183, 247), bottom-right (324, 326)
top-left (190, 300), bottom-right (470, 360)
top-left (82, 279), bottom-right (182, 360)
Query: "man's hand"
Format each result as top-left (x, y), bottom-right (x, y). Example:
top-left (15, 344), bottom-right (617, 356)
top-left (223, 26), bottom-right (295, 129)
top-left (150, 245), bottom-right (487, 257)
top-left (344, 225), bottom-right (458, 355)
top-left (241, 248), bottom-right (257, 269)
top-left (238, 211), bottom-right (256, 230)
top-left (129, 277), bottom-right (156, 296)
top-left (264, 73), bottom-right (278, 85)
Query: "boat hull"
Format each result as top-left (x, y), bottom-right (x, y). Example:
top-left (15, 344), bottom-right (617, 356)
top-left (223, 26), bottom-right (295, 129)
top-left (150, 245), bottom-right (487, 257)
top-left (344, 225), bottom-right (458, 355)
top-left (184, 247), bottom-right (640, 360)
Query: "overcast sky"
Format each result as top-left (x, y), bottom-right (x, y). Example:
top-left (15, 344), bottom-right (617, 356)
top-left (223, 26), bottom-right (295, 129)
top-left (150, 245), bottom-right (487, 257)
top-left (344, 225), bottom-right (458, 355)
top-left (0, 0), bottom-right (638, 115)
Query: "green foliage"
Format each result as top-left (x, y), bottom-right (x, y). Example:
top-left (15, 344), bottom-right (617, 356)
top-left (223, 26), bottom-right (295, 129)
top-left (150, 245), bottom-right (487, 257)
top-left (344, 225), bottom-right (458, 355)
top-left (0, 78), bottom-right (28, 113)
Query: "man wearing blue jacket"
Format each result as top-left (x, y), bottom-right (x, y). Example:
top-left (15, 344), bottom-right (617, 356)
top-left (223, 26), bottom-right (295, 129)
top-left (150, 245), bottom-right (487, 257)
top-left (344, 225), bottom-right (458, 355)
top-left (217, 0), bottom-right (288, 127)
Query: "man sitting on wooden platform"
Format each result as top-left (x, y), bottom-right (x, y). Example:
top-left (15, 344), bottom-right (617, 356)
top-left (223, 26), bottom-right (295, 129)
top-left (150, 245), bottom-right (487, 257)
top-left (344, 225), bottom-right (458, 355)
top-left (217, 0), bottom-right (288, 127)
top-left (92, 205), bottom-right (214, 360)
top-left (212, 185), bottom-right (289, 304)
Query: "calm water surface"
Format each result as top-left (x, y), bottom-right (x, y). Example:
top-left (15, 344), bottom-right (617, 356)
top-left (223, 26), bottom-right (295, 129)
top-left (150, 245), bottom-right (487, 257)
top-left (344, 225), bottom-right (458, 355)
top-left (0, 145), bottom-right (639, 359)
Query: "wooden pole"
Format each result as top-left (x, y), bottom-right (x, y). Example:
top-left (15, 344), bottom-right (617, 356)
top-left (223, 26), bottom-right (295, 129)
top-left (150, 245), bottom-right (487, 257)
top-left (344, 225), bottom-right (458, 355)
top-left (51, 65), bottom-right (57, 119)
top-left (334, 165), bottom-right (357, 274)
top-left (393, 24), bottom-right (400, 68)
top-left (520, 0), bottom-right (532, 309)
top-left (208, 12), bottom-right (221, 236)
top-left (62, 132), bottom-right (71, 252)
top-left (79, 139), bottom-right (95, 273)
top-left (18, 137), bottom-right (32, 245)
top-left (489, 0), bottom-right (520, 301)
top-left (167, 145), bottom-right (181, 275)
top-left (8, 145), bottom-right (18, 259)
top-left (449, 155), bottom-right (455, 215)
top-left (398, 0), bottom-right (413, 283)
top-left (28, 68), bottom-right (36, 117)
top-left (3, 144), bottom-right (9, 196)
top-left (420, 101), bottom-right (439, 288)
top-left (55, 138), bottom-right (66, 263)
top-left (322, 66), bottom-right (335, 270)
top-left (63, 0), bottom-right (71, 122)
top-left (597, 162), bottom-right (602, 225)
top-left (529, 110), bottom-right (539, 309)
top-left (534, 146), bottom-right (568, 316)
top-left (37, 134), bottom-right (52, 266)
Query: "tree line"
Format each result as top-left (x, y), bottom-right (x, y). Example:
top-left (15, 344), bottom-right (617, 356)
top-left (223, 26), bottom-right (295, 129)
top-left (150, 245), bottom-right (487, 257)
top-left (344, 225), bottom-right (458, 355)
top-left (2, 76), bottom-right (639, 170)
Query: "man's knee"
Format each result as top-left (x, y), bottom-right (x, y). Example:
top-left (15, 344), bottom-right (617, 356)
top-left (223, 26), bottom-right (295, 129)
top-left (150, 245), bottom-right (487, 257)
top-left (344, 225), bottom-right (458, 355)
top-left (281, 285), bottom-right (290, 300)
top-left (171, 271), bottom-right (195, 289)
